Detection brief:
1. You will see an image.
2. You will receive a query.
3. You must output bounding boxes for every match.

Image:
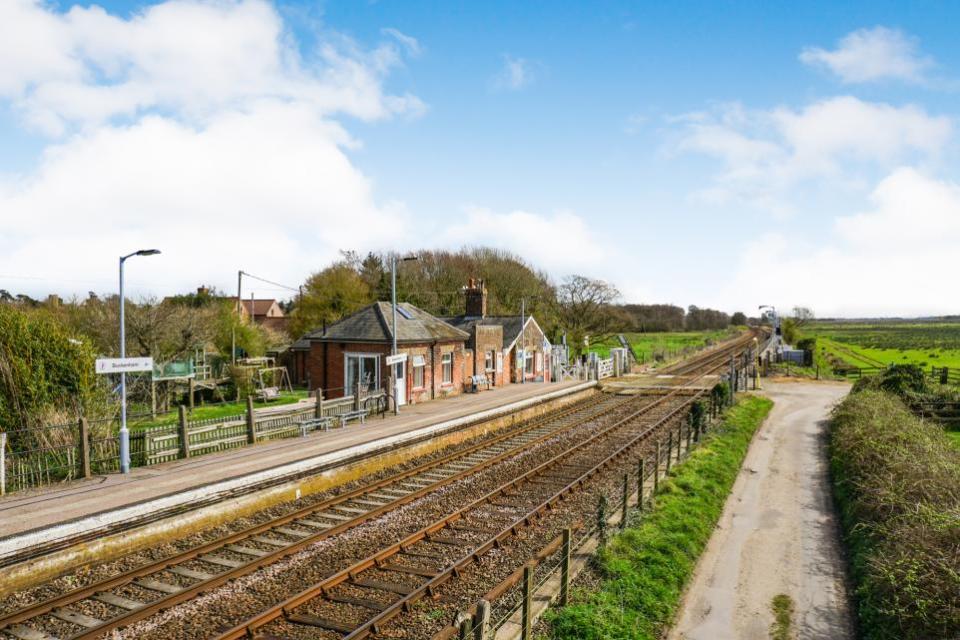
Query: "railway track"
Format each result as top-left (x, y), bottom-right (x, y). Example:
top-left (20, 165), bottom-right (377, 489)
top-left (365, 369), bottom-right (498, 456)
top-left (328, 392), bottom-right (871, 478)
top-left (0, 393), bottom-right (646, 640)
top-left (0, 331), bottom-right (760, 640)
top-left (208, 333), bottom-right (757, 640)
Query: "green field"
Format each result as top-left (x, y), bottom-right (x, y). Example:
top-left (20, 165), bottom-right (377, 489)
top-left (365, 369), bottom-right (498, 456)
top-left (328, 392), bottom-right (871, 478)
top-left (591, 329), bottom-right (737, 363)
top-left (803, 321), bottom-right (960, 371)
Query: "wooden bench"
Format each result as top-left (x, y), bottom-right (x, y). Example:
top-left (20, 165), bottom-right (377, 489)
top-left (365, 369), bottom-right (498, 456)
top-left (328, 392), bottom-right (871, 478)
top-left (464, 375), bottom-right (491, 393)
top-left (257, 386), bottom-right (280, 402)
top-left (296, 416), bottom-right (335, 436)
top-left (338, 409), bottom-right (368, 427)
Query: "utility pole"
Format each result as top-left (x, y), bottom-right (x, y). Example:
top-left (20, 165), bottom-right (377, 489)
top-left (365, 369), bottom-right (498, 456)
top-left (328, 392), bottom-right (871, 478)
top-left (233, 270), bottom-right (243, 364)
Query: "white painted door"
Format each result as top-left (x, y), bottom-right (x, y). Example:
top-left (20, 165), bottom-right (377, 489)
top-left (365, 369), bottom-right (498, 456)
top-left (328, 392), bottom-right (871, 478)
top-left (395, 361), bottom-right (407, 406)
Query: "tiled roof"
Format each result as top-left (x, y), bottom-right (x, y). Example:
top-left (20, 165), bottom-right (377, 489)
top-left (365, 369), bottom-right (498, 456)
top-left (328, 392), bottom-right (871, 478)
top-left (442, 315), bottom-right (527, 347)
top-left (306, 302), bottom-right (469, 343)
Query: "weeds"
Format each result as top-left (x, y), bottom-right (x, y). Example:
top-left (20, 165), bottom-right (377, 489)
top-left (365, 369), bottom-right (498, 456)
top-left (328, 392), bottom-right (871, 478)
top-left (770, 594), bottom-right (793, 640)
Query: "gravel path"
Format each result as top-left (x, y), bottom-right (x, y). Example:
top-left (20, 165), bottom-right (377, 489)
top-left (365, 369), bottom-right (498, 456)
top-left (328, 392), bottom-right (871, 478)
top-left (669, 381), bottom-right (854, 640)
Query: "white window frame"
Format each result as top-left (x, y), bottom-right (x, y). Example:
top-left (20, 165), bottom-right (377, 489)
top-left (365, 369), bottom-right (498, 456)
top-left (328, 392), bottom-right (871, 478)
top-left (344, 352), bottom-right (380, 396)
top-left (524, 351), bottom-right (534, 375)
top-left (412, 355), bottom-right (425, 389)
top-left (484, 351), bottom-right (494, 372)
top-left (441, 352), bottom-right (453, 385)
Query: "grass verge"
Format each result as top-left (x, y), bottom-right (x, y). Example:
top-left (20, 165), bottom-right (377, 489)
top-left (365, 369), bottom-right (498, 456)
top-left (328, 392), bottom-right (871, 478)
top-left (770, 594), bottom-right (794, 640)
top-left (545, 395), bottom-right (773, 640)
top-left (831, 390), bottom-right (960, 639)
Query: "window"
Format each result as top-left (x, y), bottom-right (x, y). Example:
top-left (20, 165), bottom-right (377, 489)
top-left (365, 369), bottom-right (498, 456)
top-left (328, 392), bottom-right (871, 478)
top-left (413, 355), bottom-right (425, 388)
top-left (484, 351), bottom-right (494, 372)
top-left (525, 351), bottom-right (534, 375)
top-left (442, 352), bottom-right (453, 384)
top-left (345, 353), bottom-right (379, 396)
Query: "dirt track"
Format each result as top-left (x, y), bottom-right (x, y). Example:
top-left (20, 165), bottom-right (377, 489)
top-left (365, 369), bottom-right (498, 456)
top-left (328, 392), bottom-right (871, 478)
top-left (669, 380), bottom-right (854, 640)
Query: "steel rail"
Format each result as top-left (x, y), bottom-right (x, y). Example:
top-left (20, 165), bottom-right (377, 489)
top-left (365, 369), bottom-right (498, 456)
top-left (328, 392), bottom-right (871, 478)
top-left (0, 394), bottom-right (632, 639)
top-left (213, 339), bottom-right (750, 640)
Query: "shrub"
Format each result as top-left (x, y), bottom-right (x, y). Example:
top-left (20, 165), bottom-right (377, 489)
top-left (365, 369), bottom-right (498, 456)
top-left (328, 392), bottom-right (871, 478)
top-left (830, 390), bottom-right (960, 639)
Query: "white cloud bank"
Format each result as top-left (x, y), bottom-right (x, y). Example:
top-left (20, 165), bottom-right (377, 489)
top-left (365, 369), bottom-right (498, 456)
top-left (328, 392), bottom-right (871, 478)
top-left (800, 26), bottom-right (933, 84)
top-left (673, 96), bottom-right (951, 214)
top-left (0, 0), bottom-right (423, 297)
top-left (492, 55), bottom-right (536, 91)
top-left (724, 168), bottom-right (960, 316)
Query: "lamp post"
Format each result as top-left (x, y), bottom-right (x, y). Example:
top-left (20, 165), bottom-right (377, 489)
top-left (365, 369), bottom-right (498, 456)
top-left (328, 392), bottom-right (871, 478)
top-left (119, 249), bottom-right (160, 473)
top-left (391, 254), bottom-right (418, 414)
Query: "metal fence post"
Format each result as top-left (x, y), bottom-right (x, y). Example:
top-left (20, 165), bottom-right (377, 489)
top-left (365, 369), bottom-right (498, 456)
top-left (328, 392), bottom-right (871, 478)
top-left (654, 442), bottom-right (661, 495)
top-left (522, 565), bottom-right (533, 639)
top-left (79, 417), bottom-right (91, 479)
top-left (178, 405), bottom-right (191, 459)
top-left (560, 528), bottom-right (571, 606)
top-left (666, 432), bottom-right (673, 474)
top-left (246, 396), bottom-right (256, 444)
top-left (637, 458), bottom-right (645, 510)
top-left (686, 418), bottom-right (693, 452)
top-left (676, 423), bottom-right (682, 462)
top-left (621, 473), bottom-right (629, 529)
top-left (597, 494), bottom-right (608, 547)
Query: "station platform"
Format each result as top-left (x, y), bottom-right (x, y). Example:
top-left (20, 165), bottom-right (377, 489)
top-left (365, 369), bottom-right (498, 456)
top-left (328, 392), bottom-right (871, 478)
top-left (0, 381), bottom-right (593, 565)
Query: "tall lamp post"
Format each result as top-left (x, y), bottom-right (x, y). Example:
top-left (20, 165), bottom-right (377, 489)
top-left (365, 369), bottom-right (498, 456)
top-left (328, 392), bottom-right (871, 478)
top-left (119, 249), bottom-right (161, 473)
top-left (391, 253), bottom-right (419, 414)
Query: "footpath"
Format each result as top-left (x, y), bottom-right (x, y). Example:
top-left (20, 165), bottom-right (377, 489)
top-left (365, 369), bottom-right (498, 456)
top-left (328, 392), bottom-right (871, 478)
top-left (669, 380), bottom-right (855, 640)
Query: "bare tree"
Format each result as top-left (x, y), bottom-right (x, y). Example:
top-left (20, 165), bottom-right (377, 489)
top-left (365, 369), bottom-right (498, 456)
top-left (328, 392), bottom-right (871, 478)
top-left (555, 275), bottom-right (622, 354)
top-left (791, 306), bottom-right (815, 327)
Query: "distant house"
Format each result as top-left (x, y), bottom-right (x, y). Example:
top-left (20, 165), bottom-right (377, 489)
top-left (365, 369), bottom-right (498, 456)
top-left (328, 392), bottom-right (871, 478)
top-left (302, 302), bottom-right (470, 404)
top-left (230, 297), bottom-right (288, 333)
top-left (443, 279), bottom-right (552, 384)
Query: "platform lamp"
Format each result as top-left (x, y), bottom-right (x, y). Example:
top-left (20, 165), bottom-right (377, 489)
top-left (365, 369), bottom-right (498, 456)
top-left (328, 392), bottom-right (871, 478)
top-left (391, 253), bottom-right (419, 414)
top-left (119, 249), bottom-right (161, 473)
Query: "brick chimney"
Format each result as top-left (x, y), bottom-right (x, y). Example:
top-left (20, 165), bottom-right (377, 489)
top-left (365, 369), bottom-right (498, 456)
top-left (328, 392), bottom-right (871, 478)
top-left (464, 278), bottom-right (487, 318)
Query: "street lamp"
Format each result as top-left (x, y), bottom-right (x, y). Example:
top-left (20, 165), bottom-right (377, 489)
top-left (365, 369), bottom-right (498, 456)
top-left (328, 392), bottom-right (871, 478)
top-left (391, 253), bottom-right (418, 414)
top-left (119, 249), bottom-right (160, 473)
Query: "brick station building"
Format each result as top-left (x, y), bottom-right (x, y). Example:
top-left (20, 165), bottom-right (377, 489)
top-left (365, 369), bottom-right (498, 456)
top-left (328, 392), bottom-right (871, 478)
top-left (302, 302), bottom-right (470, 404)
top-left (298, 280), bottom-right (552, 405)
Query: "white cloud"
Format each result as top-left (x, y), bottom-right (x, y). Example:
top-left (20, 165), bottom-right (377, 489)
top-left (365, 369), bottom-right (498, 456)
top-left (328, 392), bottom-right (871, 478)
top-left (0, 0), bottom-right (424, 298)
top-left (439, 207), bottom-right (607, 275)
top-left (493, 55), bottom-right (535, 91)
top-left (672, 96), bottom-right (951, 213)
top-left (0, 0), bottom-right (425, 135)
top-left (800, 26), bottom-right (933, 84)
top-left (381, 27), bottom-right (422, 57)
top-left (722, 168), bottom-right (960, 316)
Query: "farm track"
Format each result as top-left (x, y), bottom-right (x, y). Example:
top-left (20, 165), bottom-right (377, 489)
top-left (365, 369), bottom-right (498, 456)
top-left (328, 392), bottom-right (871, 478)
top-left (0, 330), bottom-right (759, 640)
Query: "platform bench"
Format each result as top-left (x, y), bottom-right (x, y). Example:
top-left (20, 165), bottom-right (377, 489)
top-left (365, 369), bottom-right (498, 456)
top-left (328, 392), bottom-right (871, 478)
top-left (296, 416), bottom-right (335, 436)
top-left (338, 409), bottom-right (368, 428)
top-left (464, 375), bottom-right (491, 393)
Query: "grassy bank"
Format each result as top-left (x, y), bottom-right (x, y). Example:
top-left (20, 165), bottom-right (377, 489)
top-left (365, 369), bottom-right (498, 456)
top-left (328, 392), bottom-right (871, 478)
top-left (831, 390), bottom-right (960, 639)
top-left (546, 395), bottom-right (773, 640)
top-left (591, 329), bottom-right (736, 361)
top-left (127, 389), bottom-right (309, 430)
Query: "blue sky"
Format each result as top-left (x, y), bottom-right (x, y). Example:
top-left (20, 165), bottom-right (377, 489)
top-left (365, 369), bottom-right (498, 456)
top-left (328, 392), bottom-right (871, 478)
top-left (1, 1), bottom-right (959, 316)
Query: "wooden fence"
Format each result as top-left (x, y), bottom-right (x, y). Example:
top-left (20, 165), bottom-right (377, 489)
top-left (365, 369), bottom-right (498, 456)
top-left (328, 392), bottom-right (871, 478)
top-left (0, 392), bottom-right (385, 494)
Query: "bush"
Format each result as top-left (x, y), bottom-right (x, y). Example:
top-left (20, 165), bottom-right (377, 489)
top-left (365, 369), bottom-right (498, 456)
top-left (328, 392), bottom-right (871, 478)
top-left (830, 390), bottom-right (960, 639)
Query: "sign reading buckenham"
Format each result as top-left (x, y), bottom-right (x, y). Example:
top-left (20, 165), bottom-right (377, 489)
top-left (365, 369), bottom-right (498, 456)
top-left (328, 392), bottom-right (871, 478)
top-left (95, 357), bottom-right (154, 374)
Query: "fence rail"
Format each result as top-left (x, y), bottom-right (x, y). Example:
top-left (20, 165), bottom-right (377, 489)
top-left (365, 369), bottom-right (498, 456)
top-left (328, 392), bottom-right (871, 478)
top-left (830, 363), bottom-right (960, 385)
top-left (0, 391), bottom-right (386, 494)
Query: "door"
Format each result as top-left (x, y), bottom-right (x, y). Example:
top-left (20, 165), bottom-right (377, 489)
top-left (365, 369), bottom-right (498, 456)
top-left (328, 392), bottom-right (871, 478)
top-left (395, 361), bottom-right (407, 406)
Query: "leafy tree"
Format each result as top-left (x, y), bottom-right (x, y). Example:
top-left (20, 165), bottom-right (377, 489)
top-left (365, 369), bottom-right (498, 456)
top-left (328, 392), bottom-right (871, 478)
top-left (731, 311), bottom-right (747, 326)
top-left (290, 260), bottom-right (373, 338)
